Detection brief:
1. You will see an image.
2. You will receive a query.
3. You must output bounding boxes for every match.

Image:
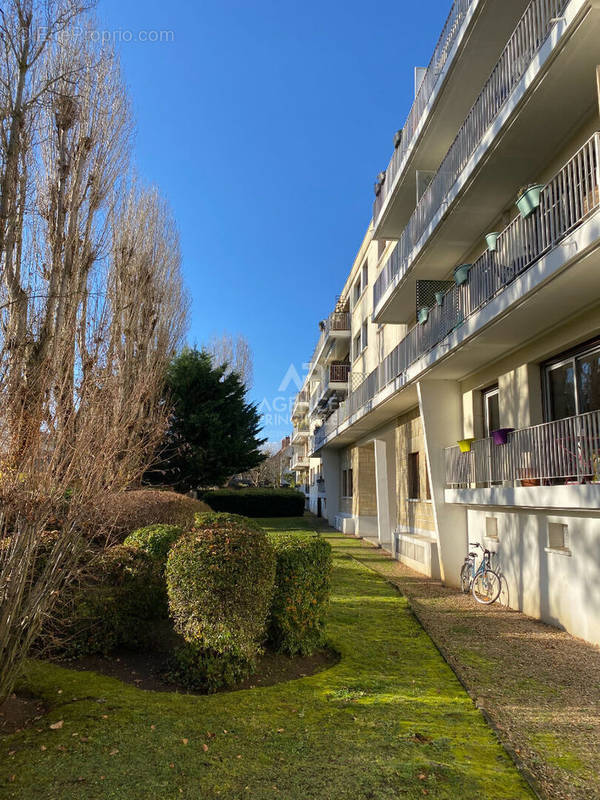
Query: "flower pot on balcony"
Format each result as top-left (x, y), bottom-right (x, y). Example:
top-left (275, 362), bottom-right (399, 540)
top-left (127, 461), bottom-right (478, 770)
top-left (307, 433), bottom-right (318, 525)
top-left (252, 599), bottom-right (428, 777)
top-left (417, 307), bottom-right (429, 325)
top-left (516, 184), bottom-right (544, 218)
top-left (454, 264), bottom-right (471, 286)
top-left (435, 291), bottom-right (446, 306)
top-left (491, 427), bottom-right (514, 445)
top-left (457, 438), bottom-right (475, 453)
top-left (485, 232), bottom-right (500, 252)
top-left (518, 468), bottom-right (540, 487)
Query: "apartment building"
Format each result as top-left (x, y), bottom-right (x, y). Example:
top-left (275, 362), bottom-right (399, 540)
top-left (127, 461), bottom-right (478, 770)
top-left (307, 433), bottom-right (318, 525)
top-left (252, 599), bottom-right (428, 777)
top-left (291, 0), bottom-right (600, 644)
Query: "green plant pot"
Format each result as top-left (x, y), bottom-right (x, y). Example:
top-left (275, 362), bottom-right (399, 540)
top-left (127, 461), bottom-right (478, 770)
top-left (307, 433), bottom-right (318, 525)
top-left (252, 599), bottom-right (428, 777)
top-left (435, 291), bottom-right (446, 306)
top-left (516, 184), bottom-right (544, 218)
top-left (457, 438), bottom-right (475, 453)
top-left (417, 307), bottom-right (429, 325)
top-left (454, 264), bottom-right (471, 286)
top-left (485, 232), bottom-right (500, 252)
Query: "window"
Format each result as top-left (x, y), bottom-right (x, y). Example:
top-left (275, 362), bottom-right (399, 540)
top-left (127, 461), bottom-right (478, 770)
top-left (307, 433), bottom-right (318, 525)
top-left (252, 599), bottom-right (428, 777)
top-left (544, 340), bottom-right (600, 421)
top-left (353, 279), bottom-right (361, 306)
top-left (483, 385), bottom-right (500, 437)
top-left (485, 517), bottom-right (499, 540)
top-left (547, 522), bottom-right (569, 552)
top-left (341, 468), bottom-right (353, 498)
top-left (408, 452), bottom-right (420, 499)
top-left (376, 325), bottom-right (385, 362)
top-left (347, 467), bottom-right (353, 497)
top-left (425, 463), bottom-right (431, 500)
top-left (377, 238), bottom-right (387, 260)
top-left (361, 320), bottom-right (368, 350)
top-left (353, 332), bottom-right (361, 361)
top-left (362, 261), bottom-right (368, 290)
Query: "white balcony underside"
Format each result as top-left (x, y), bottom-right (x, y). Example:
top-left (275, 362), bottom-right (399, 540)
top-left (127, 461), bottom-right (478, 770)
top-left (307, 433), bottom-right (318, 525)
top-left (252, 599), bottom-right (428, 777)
top-left (315, 205), bottom-right (600, 451)
top-left (375, 0), bottom-right (600, 323)
top-left (374, 0), bottom-right (531, 239)
top-left (445, 485), bottom-right (600, 511)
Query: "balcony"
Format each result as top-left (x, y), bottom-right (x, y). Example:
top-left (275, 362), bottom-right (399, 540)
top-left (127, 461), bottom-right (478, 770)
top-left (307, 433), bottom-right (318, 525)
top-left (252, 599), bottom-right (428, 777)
top-left (325, 363), bottom-right (350, 391)
top-left (373, 0), bottom-right (593, 322)
top-left (291, 422), bottom-right (310, 444)
top-left (445, 410), bottom-right (600, 487)
top-left (291, 453), bottom-right (309, 471)
top-left (373, 0), bottom-right (533, 239)
top-left (291, 390), bottom-right (309, 419)
top-left (444, 411), bottom-right (600, 510)
top-left (311, 133), bottom-right (600, 453)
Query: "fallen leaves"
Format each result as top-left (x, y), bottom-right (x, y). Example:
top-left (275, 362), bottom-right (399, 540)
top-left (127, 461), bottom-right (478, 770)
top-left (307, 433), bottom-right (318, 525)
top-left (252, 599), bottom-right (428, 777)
top-left (49, 720), bottom-right (63, 730)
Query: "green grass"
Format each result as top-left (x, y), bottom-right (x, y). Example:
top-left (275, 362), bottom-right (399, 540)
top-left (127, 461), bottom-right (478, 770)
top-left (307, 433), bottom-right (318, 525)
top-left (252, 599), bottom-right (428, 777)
top-left (0, 517), bottom-right (533, 799)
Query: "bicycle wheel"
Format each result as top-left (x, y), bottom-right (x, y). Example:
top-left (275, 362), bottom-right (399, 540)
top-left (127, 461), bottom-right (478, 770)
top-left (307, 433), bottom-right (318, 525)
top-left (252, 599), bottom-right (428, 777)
top-left (472, 568), bottom-right (501, 605)
top-left (460, 562), bottom-right (471, 594)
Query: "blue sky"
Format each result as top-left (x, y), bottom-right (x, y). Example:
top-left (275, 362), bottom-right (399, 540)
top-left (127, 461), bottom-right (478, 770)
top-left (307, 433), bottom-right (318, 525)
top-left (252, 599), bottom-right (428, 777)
top-left (97, 0), bottom-right (452, 444)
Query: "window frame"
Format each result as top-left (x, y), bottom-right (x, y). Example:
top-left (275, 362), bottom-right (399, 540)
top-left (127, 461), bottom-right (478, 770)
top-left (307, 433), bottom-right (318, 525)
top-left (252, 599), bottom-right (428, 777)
top-left (408, 452), bottom-right (420, 500)
top-left (543, 338), bottom-right (600, 421)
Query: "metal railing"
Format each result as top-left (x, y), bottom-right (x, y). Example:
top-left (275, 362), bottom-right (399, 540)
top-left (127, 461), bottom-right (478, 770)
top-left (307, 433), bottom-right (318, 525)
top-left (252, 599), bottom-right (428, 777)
top-left (445, 410), bottom-right (600, 487)
top-left (328, 363), bottom-right (350, 384)
top-left (373, 0), bottom-right (475, 222)
top-left (311, 133), bottom-right (600, 453)
top-left (374, 0), bottom-right (568, 311)
top-left (291, 455), bottom-right (310, 470)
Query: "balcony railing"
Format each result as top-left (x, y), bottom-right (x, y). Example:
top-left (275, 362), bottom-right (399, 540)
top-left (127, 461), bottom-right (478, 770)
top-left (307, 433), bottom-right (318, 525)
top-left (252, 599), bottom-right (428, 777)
top-left (373, 0), bottom-right (475, 222)
top-left (291, 455), bottom-right (309, 470)
top-left (312, 133), bottom-right (600, 452)
top-left (327, 363), bottom-right (350, 385)
top-left (374, 0), bottom-right (568, 311)
top-left (445, 410), bottom-right (600, 487)
top-left (294, 389), bottom-right (309, 406)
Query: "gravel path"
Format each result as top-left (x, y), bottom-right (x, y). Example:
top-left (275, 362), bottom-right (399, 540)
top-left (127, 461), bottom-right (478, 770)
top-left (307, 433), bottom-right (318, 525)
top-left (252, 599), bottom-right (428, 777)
top-left (329, 530), bottom-right (600, 800)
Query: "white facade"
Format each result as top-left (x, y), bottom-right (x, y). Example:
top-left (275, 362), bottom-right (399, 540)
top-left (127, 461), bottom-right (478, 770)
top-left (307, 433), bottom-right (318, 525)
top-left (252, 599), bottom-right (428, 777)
top-left (291, 0), bottom-right (600, 645)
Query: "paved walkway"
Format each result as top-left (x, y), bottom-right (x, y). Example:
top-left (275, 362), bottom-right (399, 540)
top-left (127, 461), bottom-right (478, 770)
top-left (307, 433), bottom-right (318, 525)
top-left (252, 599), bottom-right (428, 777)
top-left (327, 528), bottom-right (600, 800)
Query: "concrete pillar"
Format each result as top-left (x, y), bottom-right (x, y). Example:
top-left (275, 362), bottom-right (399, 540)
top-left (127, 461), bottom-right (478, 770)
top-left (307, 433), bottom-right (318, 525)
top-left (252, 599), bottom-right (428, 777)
top-left (320, 447), bottom-right (341, 526)
top-left (417, 379), bottom-right (468, 587)
top-left (374, 439), bottom-right (393, 550)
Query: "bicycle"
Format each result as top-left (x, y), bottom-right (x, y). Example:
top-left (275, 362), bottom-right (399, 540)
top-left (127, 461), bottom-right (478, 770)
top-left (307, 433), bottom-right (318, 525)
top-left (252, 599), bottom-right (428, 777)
top-left (460, 542), bottom-right (501, 605)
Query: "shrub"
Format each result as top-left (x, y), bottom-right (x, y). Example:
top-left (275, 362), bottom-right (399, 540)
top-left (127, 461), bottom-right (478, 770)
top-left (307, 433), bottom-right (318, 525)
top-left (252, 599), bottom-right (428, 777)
top-left (267, 533), bottom-right (332, 656)
top-left (101, 489), bottom-right (210, 543)
top-left (124, 524), bottom-right (183, 563)
top-left (165, 512), bottom-right (276, 691)
top-left (203, 488), bottom-right (305, 517)
top-left (41, 545), bottom-right (167, 658)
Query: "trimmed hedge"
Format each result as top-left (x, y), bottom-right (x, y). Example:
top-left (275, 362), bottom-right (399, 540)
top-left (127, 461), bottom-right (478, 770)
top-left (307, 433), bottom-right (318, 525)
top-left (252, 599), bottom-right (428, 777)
top-left (267, 533), bottom-right (332, 656)
top-left (43, 544), bottom-right (167, 658)
top-left (165, 512), bottom-right (276, 691)
top-left (102, 489), bottom-right (210, 543)
top-left (203, 488), bottom-right (305, 518)
top-left (124, 524), bottom-right (183, 563)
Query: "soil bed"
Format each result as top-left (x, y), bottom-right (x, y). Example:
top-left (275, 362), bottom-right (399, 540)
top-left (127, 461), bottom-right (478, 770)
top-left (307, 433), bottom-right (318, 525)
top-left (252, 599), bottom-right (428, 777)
top-left (0, 695), bottom-right (47, 736)
top-left (60, 645), bottom-right (338, 694)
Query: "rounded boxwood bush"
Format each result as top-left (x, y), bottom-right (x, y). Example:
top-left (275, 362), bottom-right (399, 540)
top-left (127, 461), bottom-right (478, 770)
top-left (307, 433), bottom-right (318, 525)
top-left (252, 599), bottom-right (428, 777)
top-left (165, 512), bottom-right (276, 690)
top-left (202, 488), bottom-right (305, 517)
top-left (124, 524), bottom-right (183, 563)
top-left (42, 544), bottom-right (167, 658)
top-left (267, 533), bottom-right (332, 656)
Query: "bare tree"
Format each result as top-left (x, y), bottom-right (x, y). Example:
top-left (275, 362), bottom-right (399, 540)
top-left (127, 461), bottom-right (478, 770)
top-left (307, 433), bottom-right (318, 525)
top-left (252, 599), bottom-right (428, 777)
top-left (0, 4), bottom-right (188, 704)
top-left (241, 443), bottom-right (282, 487)
top-left (206, 332), bottom-right (253, 388)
